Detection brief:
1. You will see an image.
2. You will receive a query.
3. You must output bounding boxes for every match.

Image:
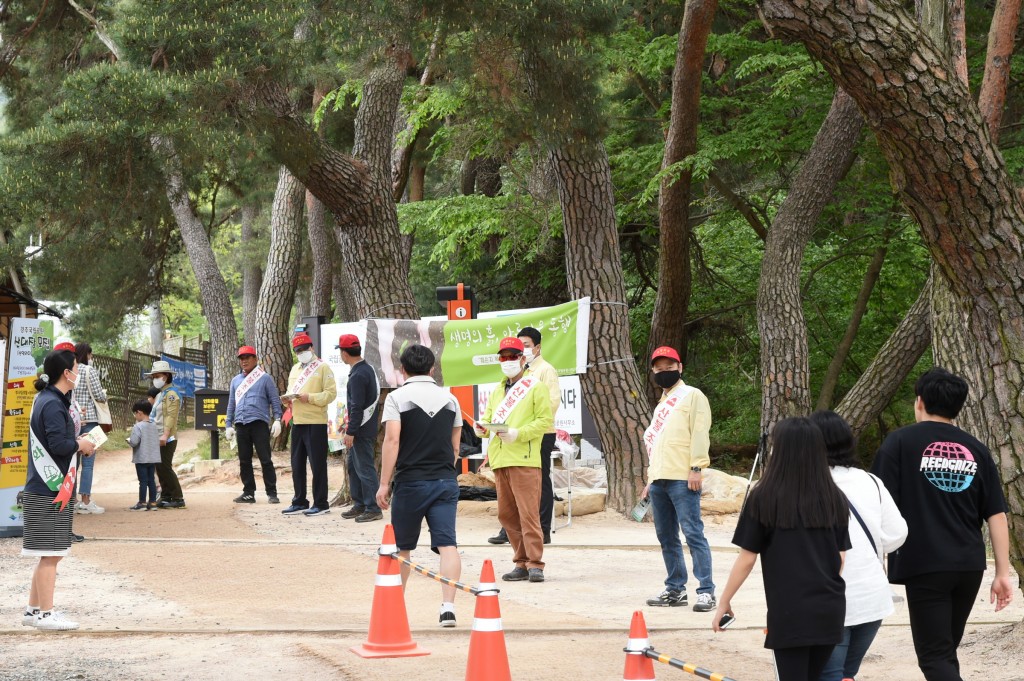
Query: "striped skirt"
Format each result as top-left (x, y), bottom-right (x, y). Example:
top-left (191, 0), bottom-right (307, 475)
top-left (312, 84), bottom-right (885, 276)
top-left (21, 492), bottom-right (74, 557)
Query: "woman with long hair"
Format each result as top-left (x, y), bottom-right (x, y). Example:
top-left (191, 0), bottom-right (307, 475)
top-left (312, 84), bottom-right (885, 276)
top-left (712, 416), bottom-right (851, 681)
top-left (809, 410), bottom-right (907, 681)
top-left (21, 348), bottom-right (97, 630)
top-left (71, 341), bottom-right (108, 514)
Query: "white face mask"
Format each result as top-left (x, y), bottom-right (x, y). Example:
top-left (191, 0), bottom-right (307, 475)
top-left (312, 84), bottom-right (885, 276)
top-left (500, 360), bottom-right (522, 378)
top-left (522, 348), bottom-right (535, 362)
top-left (152, 377), bottom-right (166, 389)
top-left (297, 351), bottom-right (314, 365)
top-left (66, 370), bottom-right (79, 388)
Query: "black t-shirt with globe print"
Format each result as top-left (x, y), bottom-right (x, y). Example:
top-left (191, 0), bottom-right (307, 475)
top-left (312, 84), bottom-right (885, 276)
top-left (871, 421), bottom-right (1007, 583)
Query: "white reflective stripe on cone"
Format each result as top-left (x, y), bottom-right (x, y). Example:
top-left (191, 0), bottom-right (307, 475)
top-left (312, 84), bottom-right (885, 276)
top-left (375, 574), bottom-right (403, 587)
top-left (625, 638), bottom-right (650, 652)
top-left (472, 617), bottom-right (503, 632)
top-left (380, 544), bottom-right (398, 554)
top-left (477, 582), bottom-right (498, 592)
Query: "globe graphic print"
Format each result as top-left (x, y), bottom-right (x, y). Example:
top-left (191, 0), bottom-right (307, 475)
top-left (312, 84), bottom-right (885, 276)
top-left (921, 441), bottom-right (975, 493)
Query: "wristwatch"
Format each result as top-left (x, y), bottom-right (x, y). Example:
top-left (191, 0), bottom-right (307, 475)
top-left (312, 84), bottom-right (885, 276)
top-left (690, 466), bottom-right (702, 473)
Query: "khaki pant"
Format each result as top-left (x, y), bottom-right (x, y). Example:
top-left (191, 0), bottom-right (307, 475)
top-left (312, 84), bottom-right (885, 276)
top-left (494, 466), bottom-right (545, 570)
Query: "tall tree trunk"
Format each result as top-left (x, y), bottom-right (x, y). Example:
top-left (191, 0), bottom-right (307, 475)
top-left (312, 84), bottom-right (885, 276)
top-left (836, 274), bottom-right (933, 437)
top-left (151, 136), bottom-right (238, 390)
top-left (920, 0), bottom-right (995, 450)
top-left (307, 85), bottom-right (335, 321)
top-left (757, 89), bottom-right (863, 435)
top-left (978, 0), bottom-right (1022, 143)
top-left (256, 167), bottom-right (305, 394)
top-left (816, 243), bottom-right (888, 410)
top-left (549, 141), bottom-right (652, 513)
top-left (241, 204), bottom-right (262, 343)
top-left (761, 0), bottom-right (1024, 583)
top-left (306, 191), bottom-right (334, 319)
top-left (149, 302), bottom-right (165, 353)
top-left (648, 0), bottom-right (718, 365)
top-left (333, 268), bottom-right (359, 322)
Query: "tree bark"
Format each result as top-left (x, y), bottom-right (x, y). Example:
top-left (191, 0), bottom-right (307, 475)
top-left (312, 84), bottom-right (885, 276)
top-left (978, 0), bottom-right (1022, 143)
top-left (245, 69), bottom-right (417, 321)
top-left (149, 302), bottom-right (165, 353)
top-left (306, 190), bottom-right (334, 319)
top-left (549, 141), bottom-right (653, 514)
top-left (241, 204), bottom-right (262, 343)
top-left (151, 136), bottom-right (238, 389)
top-left (757, 89), bottom-right (863, 435)
top-left (816, 243), bottom-right (888, 410)
top-left (332, 268), bottom-right (359, 322)
top-left (256, 167), bottom-right (305, 394)
top-left (837, 274), bottom-right (933, 438)
top-left (760, 0), bottom-right (1024, 581)
top-left (648, 0), bottom-right (719, 364)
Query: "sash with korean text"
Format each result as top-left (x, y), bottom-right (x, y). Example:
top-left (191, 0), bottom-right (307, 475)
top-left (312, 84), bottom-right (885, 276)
top-left (289, 358), bottom-right (323, 395)
top-left (643, 383), bottom-right (695, 459)
top-left (235, 366), bottom-right (266, 403)
top-left (491, 377), bottom-right (537, 424)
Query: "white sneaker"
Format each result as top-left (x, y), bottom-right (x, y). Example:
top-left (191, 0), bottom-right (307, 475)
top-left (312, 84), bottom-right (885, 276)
top-left (84, 501), bottom-right (104, 514)
top-left (21, 610), bottom-right (39, 627)
top-left (34, 610), bottom-right (79, 631)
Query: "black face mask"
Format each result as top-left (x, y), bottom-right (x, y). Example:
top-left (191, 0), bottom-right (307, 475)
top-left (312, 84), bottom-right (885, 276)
top-left (654, 370), bottom-right (681, 389)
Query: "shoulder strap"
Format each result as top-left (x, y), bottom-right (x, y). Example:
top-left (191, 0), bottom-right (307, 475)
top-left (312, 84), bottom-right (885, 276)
top-left (843, 491), bottom-right (879, 557)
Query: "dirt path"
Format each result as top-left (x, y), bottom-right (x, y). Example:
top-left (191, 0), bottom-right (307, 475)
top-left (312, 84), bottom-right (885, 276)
top-left (1, 435), bottom-right (1021, 680)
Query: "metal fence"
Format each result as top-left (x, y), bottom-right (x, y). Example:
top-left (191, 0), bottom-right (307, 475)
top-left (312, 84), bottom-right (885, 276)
top-left (91, 346), bottom-right (209, 431)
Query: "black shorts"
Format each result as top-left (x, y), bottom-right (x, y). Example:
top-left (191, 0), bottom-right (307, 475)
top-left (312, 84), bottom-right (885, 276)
top-left (391, 478), bottom-right (459, 553)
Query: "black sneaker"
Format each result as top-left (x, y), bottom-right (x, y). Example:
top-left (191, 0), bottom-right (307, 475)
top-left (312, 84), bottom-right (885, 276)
top-left (157, 499), bottom-right (186, 509)
top-left (502, 567), bottom-right (529, 582)
top-left (233, 494), bottom-right (256, 504)
top-left (282, 504), bottom-right (309, 515)
top-left (303, 507), bottom-right (331, 517)
top-left (543, 530), bottom-right (551, 545)
top-left (646, 589), bottom-right (687, 607)
top-left (488, 529), bottom-right (509, 545)
top-left (129, 502), bottom-right (148, 511)
top-left (355, 510), bottom-right (383, 523)
top-left (71, 533), bottom-right (85, 543)
top-left (528, 568), bottom-right (545, 583)
top-left (439, 610), bottom-right (456, 628)
top-left (341, 505), bottom-right (366, 519)
top-left (267, 496), bottom-right (280, 504)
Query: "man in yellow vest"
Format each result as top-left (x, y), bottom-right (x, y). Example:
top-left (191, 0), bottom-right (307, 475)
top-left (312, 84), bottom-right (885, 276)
top-left (478, 337), bottom-right (553, 583)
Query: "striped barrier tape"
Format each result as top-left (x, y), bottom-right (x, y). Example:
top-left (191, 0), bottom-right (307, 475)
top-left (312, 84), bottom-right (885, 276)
top-left (385, 551), bottom-right (499, 596)
top-left (640, 648), bottom-right (739, 681)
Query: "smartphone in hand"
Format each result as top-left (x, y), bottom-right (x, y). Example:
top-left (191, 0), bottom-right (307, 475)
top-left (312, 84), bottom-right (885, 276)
top-left (718, 613), bottom-right (736, 629)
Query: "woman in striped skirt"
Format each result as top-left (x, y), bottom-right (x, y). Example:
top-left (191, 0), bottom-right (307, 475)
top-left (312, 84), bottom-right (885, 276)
top-left (21, 348), bottom-right (97, 631)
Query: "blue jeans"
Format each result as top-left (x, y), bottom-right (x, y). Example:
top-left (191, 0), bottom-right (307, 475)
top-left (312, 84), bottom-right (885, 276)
top-left (819, 620), bottom-right (882, 681)
top-left (347, 435), bottom-right (380, 512)
top-left (136, 463), bottom-right (157, 503)
top-left (650, 479), bottom-right (715, 595)
top-left (78, 421), bottom-right (99, 495)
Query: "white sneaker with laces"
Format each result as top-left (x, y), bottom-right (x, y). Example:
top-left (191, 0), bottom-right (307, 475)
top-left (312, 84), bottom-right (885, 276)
top-left (21, 610), bottom-right (39, 627)
top-left (34, 610), bottom-right (79, 631)
top-left (84, 501), bottom-right (104, 514)
top-left (74, 502), bottom-right (91, 515)
top-left (693, 592), bottom-right (717, 612)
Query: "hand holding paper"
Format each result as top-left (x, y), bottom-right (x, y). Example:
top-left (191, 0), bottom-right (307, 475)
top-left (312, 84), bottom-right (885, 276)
top-left (497, 428), bottom-right (519, 444)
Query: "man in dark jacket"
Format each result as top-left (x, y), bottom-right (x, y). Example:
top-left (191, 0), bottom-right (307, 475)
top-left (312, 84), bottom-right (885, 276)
top-left (338, 334), bottom-right (382, 522)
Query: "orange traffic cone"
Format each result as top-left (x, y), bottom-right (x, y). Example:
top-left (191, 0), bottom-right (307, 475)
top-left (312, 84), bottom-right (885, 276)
top-left (465, 560), bottom-right (512, 681)
top-left (351, 524), bottom-right (430, 658)
top-left (623, 610), bottom-right (656, 680)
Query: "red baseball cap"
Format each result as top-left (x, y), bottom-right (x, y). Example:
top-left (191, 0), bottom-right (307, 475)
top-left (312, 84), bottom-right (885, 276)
top-left (54, 341), bottom-right (75, 353)
top-left (650, 346), bottom-right (681, 364)
top-left (498, 337), bottom-right (524, 355)
top-left (237, 345), bottom-right (257, 357)
top-left (336, 333), bottom-right (360, 350)
top-left (291, 333), bottom-right (313, 349)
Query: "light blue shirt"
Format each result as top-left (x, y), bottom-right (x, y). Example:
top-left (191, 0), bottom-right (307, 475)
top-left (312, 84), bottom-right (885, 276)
top-left (226, 370), bottom-right (283, 426)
